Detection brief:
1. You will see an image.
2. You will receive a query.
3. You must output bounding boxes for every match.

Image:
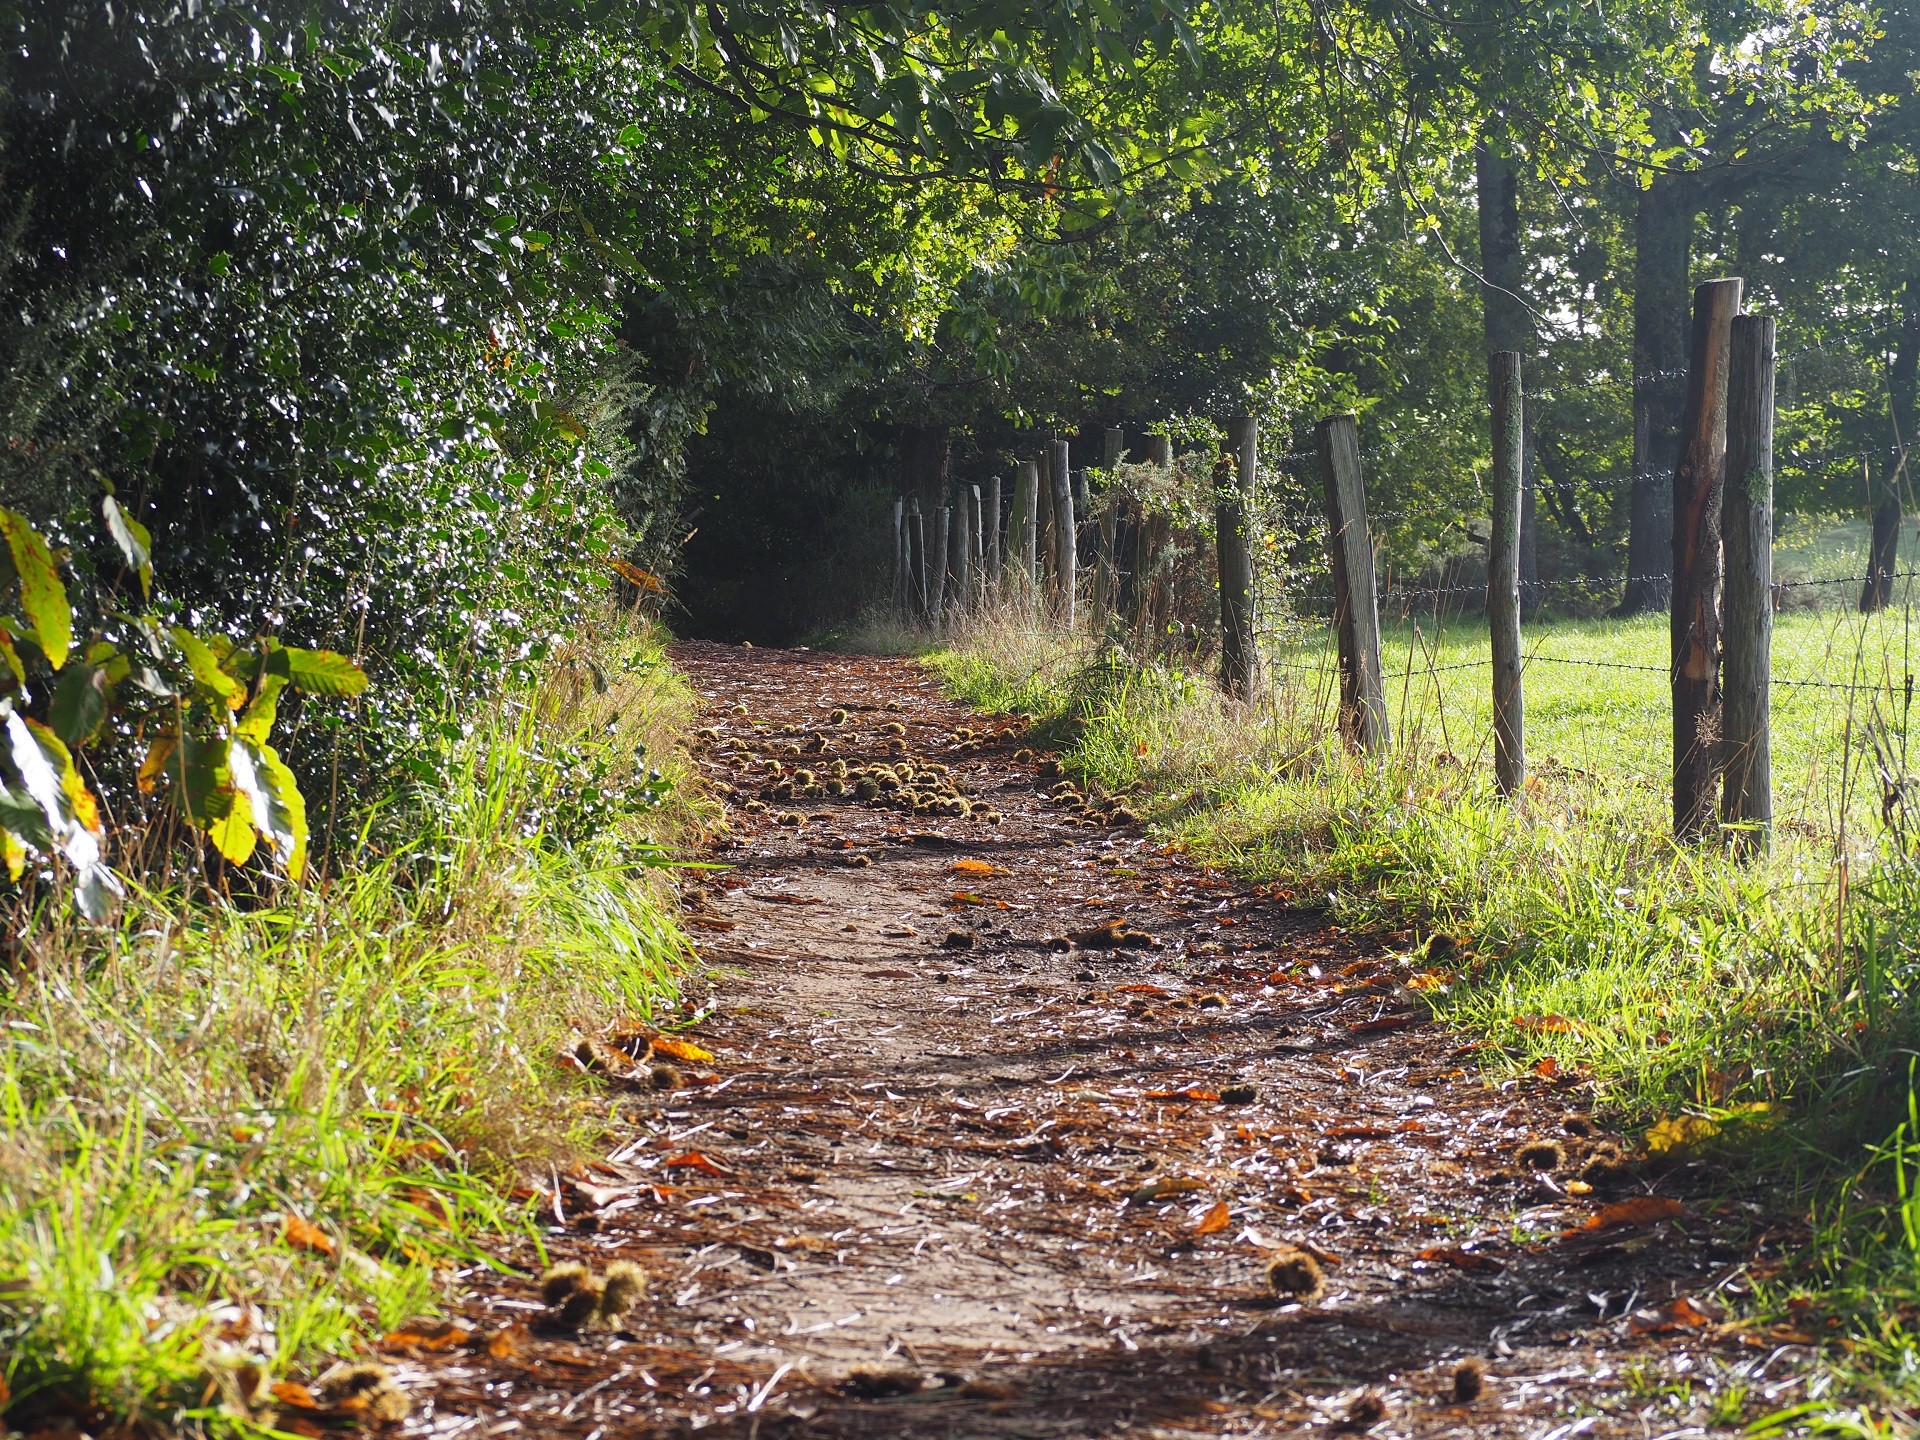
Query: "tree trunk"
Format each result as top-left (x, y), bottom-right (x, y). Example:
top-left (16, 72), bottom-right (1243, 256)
top-left (1475, 139), bottom-right (1538, 597)
top-left (1865, 273), bottom-right (1920, 612)
top-left (1622, 171), bottom-right (1693, 615)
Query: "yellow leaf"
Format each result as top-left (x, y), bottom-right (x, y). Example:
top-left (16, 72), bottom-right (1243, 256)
top-left (1645, 1114), bottom-right (1719, 1155)
top-left (650, 1035), bottom-right (714, 1063)
top-left (137, 732), bottom-right (177, 794)
top-left (208, 791), bottom-right (258, 865)
top-left (1, 828), bottom-right (23, 882)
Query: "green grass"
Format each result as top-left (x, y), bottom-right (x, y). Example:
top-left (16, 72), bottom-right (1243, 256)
top-left (0, 615), bottom-right (703, 1435)
top-left (933, 600), bottom-right (1920, 1411)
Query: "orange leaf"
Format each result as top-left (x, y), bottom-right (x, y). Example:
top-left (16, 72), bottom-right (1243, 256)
top-left (1512, 1013), bottom-right (1582, 1034)
top-left (650, 1036), bottom-right (715, 1063)
top-left (1146, 1086), bottom-right (1220, 1102)
top-left (1564, 1196), bottom-right (1685, 1237)
top-left (1406, 970), bottom-right (1454, 991)
top-left (1534, 1055), bottom-right (1560, 1077)
top-left (1192, 1201), bottom-right (1232, 1236)
top-left (1628, 1296), bottom-right (1714, 1334)
top-left (950, 891), bottom-right (996, 906)
top-left (663, 1149), bottom-right (731, 1176)
top-left (1417, 1245), bottom-right (1504, 1273)
top-left (1115, 983), bottom-right (1167, 995)
top-left (281, 1213), bottom-right (336, 1257)
top-left (382, 1320), bottom-right (471, 1351)
top-left (485, 1324), bottom-right (527, 1359)
top-left (606, 558), bottom-right (666, 592)
top-left (270, 1381), bottom-right (321, 1410)
top-left (950, 858), bottom-right (1004, 876)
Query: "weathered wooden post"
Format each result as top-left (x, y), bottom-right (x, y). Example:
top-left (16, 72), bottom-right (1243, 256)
top-left (1862, 458), bottom-right (1901, 612)
top-left (1316, 414), bottom-right (1389, 751)
top-left (1722, 313), bottom-right (1775, 853)
top-left (1217, 416), bottom-right (1259, 700)
top-left (1014, 459), bottom-right (1040, 591)
top-left (1095, 427), bottom-right (1123, 623)
top-left (892, 498), bottom-right (906, 613)
top-left (1671, 277), bottom-right (1743, 840)
top-left (952, 485), bottom-right (974, 615)
top-left (985, 475), bottom-right (1003, 594)
top-left (1487, 353), bottom-right (1526, 796)
top-left (1050, 438), bottom-right (1076, 629)
top-left (968, 484), bottom-right (984, 606)
top-left (929, 505), bottom-right (951, 622)
top-left (908, 498), bottom-right (928, 619)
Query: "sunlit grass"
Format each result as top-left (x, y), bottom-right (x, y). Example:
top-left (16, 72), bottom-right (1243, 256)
top-left (0, 614), bottom-right (702, 1435)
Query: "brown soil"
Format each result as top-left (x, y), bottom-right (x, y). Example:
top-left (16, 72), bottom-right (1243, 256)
top-left (375, 642), bottom-right (1802, 1439)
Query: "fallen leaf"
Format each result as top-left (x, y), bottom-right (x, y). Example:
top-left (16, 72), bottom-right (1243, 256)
top-left (1417, 1245), bottom-right (1504, 1273)
top-left (1348, 1014), bottom-right (1419, 1034)
top-left (1406, 971), bottom-right (1455, 991)
top-left (1145, 1087), bottom-right (1220, 1102)
top-left (1534, 1055), bottom-right (1560, 1077)
top-left (1628, 1296), bottom-right (1714, 1334)
top-left (1193, 1201), bottom-right (1232, 1236)
top-left (749, 892), bottom-right (823, 905)
top-left (1645, 1113), bottom-right (1720, 1154)
top-left (1326, 1125), bottom-right (1391, 1140)
top-left (951, 858), bottom-right (1006, 876)
top-left (271, 1382), bottom-right (321, 1410)
top-left (1564, 1196), bottom-right (1685, 1237)
top-left (282, 1214), bottom-right (336, 1257)
top-left (1114, 983), bottom-right (1169, 996)
top-left (662, 1149), bottom-right (732, 1176)
top-left (950, 891), bottom-right (1007, 907)
top-left (484, 1325), bottom-right (528, 1359)
top-left (382, 1321), bottom-right (472, 1351)
top-left (651, 1036), bottom-right (715, 1064)
top-left (686, 915), bottom-right (738, 931)
top-left (1512, 1013), bottom-right (1585, 1034)
top-left (1129, 1176), bottom-right (1207, 1204)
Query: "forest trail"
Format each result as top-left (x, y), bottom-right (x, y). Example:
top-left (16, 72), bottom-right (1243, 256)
top-left (395, 643), bottom-right (1783, 1439)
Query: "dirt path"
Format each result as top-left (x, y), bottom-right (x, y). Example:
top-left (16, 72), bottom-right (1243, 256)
top-left (390, 643), bottom-right (1799, 1439)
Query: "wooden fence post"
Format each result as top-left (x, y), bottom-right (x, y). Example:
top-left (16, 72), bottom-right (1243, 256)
top-left (952, 485), bottom-right (973, 615)
top-left (1050, 438), bottom-right (1076, 629)
top-left (929, 505), bottom-right (950, 622)
top-left (985, 475), bottom-right (1003, 594)
top-left (1316, 414), bottom-right (1389, 751)
top-left (1014, 459), bottom-right (1040, 591)
top-left (1722, 313), bottom-right (1775, 853)
top-left (1133, 434), bottom-right (1174, 640)
top-left (1217, 416), bottom-right (1259, 700)
top-left (969, 484), bottom-right (984, 606)
top-left (1671, 276), bottom-right (1743, 840)
top-left (1487, 353), bottom-right (1526, 796)
top-left (908, 499), bottom-right (927, 619)
top-left (892, 498), bottom-right (906, 612)
top-left (1862, 460), bottom-right (1900, 612)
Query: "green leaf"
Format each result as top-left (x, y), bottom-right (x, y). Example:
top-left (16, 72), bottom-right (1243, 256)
top-left (102, 496), bottom-right (153, 600)
top-left (48, 663), bottom-right (109, 748)
top-left (231, 736), bottom-right (308, 880)
top-left (0, 508), bottom-right (71, 669)
top-left (171, 627), bottom-right (246, 710)
top-left (273, 647), bottom-right (370, 698)
top-left (0, 627), bottom-right (22, 692)
top-left (238, 674), bottom-right (287, 743)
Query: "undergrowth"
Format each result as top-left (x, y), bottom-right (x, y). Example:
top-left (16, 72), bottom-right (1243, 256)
top-left (933, 607), bottom-right (1920, 1414)
top-left (0, 614), bottom-right (703, 1435)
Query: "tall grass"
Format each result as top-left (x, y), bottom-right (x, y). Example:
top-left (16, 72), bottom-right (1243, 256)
top-left (933, 604), bottom-right (1920, 1405)
top-left (0, 614), bottom-right (701, 1435)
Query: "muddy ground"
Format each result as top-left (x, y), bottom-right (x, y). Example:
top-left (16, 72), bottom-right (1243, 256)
top-left (382, 642), bottom-right (1815, 1439)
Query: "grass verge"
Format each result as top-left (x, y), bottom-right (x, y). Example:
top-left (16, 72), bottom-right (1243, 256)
top-left (933, 606), bottom-right (1920, 1415)
top-left (0, 613), bottom-right (703, 1435)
